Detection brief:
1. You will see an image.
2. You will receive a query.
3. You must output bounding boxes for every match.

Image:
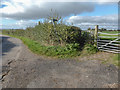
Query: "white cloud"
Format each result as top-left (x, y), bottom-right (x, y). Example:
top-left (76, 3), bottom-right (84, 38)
top-left (1, 0), bottom-right (118, 15)
top-left (1, 19), bottom-right (37, 29)
top-left (67, 15), bottom-right (118, 24)
top-left (66, 15), bottom-right (118, 30)
top-left (1, 0), bottom-right (46, 15)
top-left (1, 0), bottom-right (118, 20)
top-left (1, 1), bottom-right (95, 20)
top-left (1, 0), bottom-right (24, 14)
top-left (1, 0), bottom-right (118, 29)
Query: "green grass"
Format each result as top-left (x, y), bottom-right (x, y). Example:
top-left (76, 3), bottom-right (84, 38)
top-left (108, 54), bottom-right (119, 67)
top-left (15, 36), bottom-right (120, 68)
top-left (12, 36), bottom-right (81, 58)
top-left (4, 34), bottom-right (99, 59)
top-left (113, 54), bottom-right (120, 68)
top-left (99, 34), bottom-right (118, 37)
top-left (3, 34), bottom-right (119, 68)
top-left (98, 31), bottom-right (120, 67)
top-left (80, 44), bottom-right (98, 57)
top-left (105, 54), bottom-right (119, 68)
top-left (0, 31), bottom-right (2, 34)
top-left (99, 38), bottom-right (118, 41)
top-left (99, 31), bottom-right (119, 40)
top-left (101, 31), bottom-right (119, 34)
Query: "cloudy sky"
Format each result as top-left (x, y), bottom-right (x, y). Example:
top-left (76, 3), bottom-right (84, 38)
top-left (0, 0), bottom-right (119, 30)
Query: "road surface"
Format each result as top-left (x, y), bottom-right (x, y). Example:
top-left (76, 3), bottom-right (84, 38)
top-left (1, 35), bottom-right (119, 88)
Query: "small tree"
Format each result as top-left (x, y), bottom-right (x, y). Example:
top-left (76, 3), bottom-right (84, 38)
top-left (88, 28), bottom-right (91, 30)
top-left (101, 28), bottom-right (107, 31)
top-left (38, 21), bottom-right (41, 25)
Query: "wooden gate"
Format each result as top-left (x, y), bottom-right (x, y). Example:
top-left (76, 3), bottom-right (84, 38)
top-left (97, 30), bottom-right (120, 53)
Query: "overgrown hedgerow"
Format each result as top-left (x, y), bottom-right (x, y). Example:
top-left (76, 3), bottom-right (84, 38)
top-left (2, 15), bottom-right (97, 58)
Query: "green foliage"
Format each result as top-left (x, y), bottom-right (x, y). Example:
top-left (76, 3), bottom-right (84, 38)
top-left (88, 28), bottom-right (91, 30)
top-left (2, 11), bottom-right (98, 58)
top-left (101, 54), bottom-right (119, 68)
top-left (2, 24), bottom-right (97, 57)
top-left (100, 28), bottom-right (107, 31)
top-left (38, 21), bottom-right (41, 25)
top-left (2, 29), bottom-right (25, 36)
top-left (2, 29), bottom-right (98, 58)
top-left (80, 31), bottom-right (94, 47)
top-left (19, 37), bottom-right (81, 58)
top-left (83, 44), bottom-right (98, 54)
top-left (99, 30), bottom-right (119, 41)
top-left (3, 21), bottom-right (82, 46)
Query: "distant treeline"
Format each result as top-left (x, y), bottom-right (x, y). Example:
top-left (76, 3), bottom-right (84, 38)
top-left (88, 27), bottom-right (119, 31)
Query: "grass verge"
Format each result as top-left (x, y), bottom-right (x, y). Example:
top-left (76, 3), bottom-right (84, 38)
top-left (101, 54), bottom-right (120, 68)
top-left (9, 35), bottom-right (81, 58)
top-left (80, 44), bottom-right (98, 57)
top-left (6, 35), bottom-right (99, 58)
top-left (3, 34), bottom-right (119, 67)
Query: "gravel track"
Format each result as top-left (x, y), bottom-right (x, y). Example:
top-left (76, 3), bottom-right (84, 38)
top-left (1, 35), bottom-right (119, 88)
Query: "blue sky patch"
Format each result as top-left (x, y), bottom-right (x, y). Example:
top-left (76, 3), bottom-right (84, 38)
top-left (0, 4), bottom-right (7, 8)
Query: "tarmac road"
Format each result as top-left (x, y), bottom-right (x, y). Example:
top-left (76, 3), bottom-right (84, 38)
top-left (2, 35), bottom-right (22, 65)
top-left (1, 35), bottom-right (119, 88)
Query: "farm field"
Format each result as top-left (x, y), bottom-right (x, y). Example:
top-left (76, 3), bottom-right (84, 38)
top-left (98, 30), bottom-right (120, 40)
top-left (101, 31), bottom-right (119, 34)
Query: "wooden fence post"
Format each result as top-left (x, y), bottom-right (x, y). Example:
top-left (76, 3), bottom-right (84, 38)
top-left (94, 25), bottom-right (98, 46)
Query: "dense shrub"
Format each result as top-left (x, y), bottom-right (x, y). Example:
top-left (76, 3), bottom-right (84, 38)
top-left (2, 10), bottom-right (98, 58)
top-left (84, 44), bottom-right (98, 54)
top-left (2, 17), bottom-right (96, 56)
top-left (2, 24), bottom-right (98, 58)
top-left (2, 23), bottom-right (94, 49)
top-left (3, 21), bottom-right (82, 46)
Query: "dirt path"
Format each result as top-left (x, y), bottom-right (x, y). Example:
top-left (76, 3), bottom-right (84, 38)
top-left (1, 35), bottom-right (119, 88)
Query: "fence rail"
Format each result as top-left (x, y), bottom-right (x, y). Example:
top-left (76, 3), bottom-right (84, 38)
top-left (98, 36), bottom-right (118, 38)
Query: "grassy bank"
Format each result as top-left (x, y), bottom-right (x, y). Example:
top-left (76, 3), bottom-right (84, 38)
top-left (2, 20), bottom-right (97, 58)
top-left (5, 34), bottom-right (98, 58)
top-left (3, 33), bottom-right (119, 68)
top-left (102, 54), bottom-right (119, 68)
top-left (21, 35), bottom-right (119, 67)
top-left (21, 37), bottom-right (81, 58)
top-left (12, 36), bottom-right (81, 58)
